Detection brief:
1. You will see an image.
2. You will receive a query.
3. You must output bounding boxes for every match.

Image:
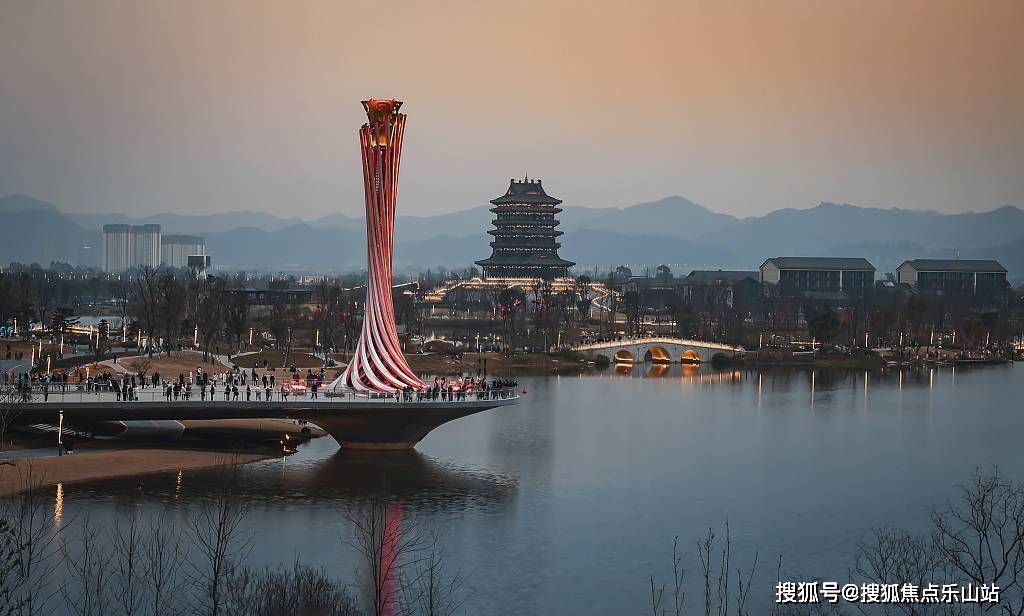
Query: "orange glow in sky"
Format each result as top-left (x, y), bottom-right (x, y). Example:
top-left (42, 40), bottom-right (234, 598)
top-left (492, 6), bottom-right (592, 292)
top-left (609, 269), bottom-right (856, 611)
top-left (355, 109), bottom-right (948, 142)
top-left (1, 0), bottom-right (1021, 217)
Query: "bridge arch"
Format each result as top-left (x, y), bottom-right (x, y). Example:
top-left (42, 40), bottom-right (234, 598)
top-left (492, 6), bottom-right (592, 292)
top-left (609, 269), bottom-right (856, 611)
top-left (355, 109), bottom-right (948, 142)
top-left (644, 346), bottom-right (672, 363)
top-left (680, 349), bottom-right (701, 364)
top-left (614, 349), bottom-right (635, 364)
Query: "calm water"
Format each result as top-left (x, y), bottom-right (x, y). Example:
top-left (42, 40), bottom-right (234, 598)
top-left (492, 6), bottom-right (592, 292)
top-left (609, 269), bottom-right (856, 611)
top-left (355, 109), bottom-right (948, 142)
top-left (55, 363), bottom-right (1024, 614)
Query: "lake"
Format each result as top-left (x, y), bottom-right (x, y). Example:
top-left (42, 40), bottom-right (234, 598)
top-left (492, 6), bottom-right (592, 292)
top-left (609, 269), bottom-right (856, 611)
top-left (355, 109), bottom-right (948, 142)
top-left (54, 363), bottom-right (1024, 614)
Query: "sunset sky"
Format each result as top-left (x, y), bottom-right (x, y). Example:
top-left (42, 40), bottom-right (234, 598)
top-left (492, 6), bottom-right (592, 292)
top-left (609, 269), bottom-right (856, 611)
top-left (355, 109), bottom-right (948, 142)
top-left (1, 0), bottom-right (1021, 218)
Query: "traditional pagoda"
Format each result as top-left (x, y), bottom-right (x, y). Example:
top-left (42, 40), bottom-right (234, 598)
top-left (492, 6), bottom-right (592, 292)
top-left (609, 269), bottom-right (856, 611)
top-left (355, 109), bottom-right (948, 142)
top-left (475, 177), bottom-right (575, 279)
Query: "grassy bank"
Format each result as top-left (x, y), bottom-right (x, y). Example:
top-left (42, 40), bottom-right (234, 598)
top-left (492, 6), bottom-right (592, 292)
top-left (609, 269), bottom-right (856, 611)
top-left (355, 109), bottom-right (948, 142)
top-left (0, 448), bottom-right (271, 497)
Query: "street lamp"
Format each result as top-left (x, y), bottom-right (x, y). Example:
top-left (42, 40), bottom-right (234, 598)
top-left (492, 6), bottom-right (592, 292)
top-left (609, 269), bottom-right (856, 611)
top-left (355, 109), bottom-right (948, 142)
top-left (57, 410), bottom-right (64, 455)
top-left (864, 332), bottom-right (869, 349)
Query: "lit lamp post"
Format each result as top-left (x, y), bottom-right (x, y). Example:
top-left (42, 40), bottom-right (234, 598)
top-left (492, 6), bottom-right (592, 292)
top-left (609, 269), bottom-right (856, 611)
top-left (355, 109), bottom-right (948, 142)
top-left (193, 325), bottom-right (199, 347)
top-left (249, 328), bottom-right (253, 346)
top-left (864, 332), bottom-right (869, 349)
top-left (60, 335), bottom-right (64, 355)
top-left (57, 410), bottom-right (64, 455)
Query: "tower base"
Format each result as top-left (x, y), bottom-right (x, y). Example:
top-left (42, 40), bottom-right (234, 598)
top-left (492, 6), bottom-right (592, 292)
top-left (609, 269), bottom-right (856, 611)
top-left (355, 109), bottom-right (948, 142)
top-left (301, 398), bottom-right (517, 449)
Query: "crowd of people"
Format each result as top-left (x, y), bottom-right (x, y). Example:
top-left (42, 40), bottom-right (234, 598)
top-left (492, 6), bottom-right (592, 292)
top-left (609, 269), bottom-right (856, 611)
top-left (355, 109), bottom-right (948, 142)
top-left (4, 362), bottom-right (519, 404)
top-left (403, 376), bottom-right (519, 402)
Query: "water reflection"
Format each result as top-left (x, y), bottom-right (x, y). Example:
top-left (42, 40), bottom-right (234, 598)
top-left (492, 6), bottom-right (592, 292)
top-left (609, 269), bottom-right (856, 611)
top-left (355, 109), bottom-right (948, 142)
top-left (66, 447), bottom-right (517, 512)
top-left (647, 364), bottom-right (669, 378)
top-left (54, 482), bottom-right (64, 529)
top-left (48, 363), bottom-right (1022, 616)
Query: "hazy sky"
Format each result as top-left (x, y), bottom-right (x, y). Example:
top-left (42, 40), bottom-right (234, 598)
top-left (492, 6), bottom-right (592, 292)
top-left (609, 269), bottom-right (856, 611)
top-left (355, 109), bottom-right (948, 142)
top-left (1, 0), bottom-right (1022, 219)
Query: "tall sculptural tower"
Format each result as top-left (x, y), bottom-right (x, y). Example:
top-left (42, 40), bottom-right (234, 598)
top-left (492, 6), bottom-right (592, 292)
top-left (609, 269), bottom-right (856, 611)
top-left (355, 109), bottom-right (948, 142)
top-left (329, 100), bottom-right (425, 393)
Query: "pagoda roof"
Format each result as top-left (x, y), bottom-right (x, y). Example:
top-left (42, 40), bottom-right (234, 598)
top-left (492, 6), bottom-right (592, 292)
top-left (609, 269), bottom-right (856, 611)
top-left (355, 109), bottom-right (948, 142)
top-left (490, 178), bottom-right (563, 206)
top-left (487, 228), bottom-right (562, 236)
top-left (490, 204), bottom-right (562, 214)
top-left (475, 253), bottom-right (576, 268)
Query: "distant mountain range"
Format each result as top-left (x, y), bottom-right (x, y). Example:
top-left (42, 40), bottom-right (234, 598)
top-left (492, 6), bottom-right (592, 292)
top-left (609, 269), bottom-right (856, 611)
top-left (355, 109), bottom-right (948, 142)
top-left (2, 193), bottom-right (1022, 279)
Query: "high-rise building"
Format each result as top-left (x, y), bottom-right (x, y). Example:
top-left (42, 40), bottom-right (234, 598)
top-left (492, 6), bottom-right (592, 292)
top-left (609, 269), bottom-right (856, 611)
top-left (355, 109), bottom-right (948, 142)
top-left (475, 177), bottom-right (575, 280)
top-left (132, 224), bottom-right (161, 269)
top-left (102, 224), bottom-right (161, 272)
top-left (102, 224), bottom-right (132, 272)
top-left (161, 234), bottom-right (205, 268)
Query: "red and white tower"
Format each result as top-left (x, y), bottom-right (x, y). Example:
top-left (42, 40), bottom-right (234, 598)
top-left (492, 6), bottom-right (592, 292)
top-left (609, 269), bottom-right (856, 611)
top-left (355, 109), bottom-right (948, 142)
top-left (329, 99), bottom-right (425, 393)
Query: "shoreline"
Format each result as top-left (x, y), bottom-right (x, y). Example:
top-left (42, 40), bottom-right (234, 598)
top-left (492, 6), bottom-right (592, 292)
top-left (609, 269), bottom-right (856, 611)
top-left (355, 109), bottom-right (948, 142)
top-left (0, 448), bottom-right (273, 497)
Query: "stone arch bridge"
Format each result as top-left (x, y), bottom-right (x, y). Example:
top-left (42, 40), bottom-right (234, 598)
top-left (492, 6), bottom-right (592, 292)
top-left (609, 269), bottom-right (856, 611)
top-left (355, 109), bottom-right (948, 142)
top-left (573, 337), bottom-right (745, 364)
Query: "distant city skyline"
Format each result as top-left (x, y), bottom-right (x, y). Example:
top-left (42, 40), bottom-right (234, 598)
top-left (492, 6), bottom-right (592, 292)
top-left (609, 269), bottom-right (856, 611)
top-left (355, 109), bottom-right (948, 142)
top-left (2, 0), bottom-right (1022, 219)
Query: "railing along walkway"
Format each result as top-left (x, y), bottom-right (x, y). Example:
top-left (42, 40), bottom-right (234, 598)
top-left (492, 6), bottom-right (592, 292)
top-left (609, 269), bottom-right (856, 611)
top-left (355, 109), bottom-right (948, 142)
top-left (17, 386), bottom-right (520, 406)
top-left (572, 336), bottom-right (743, 352)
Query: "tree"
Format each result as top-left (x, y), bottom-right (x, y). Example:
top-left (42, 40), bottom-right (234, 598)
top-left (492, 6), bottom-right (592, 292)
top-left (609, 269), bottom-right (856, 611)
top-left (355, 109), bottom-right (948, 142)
top-left (29, 271), bottom-right (55, 331)
top-left (805, 306), bottom-right (841, 343)
top-left (223, 283), bottom-right (249, 356)
top-left (156, 272), bottom-right (186, 356)
top-left (932, 469), bottom-right (1024, 615)
top-left (188, 464), bottom-right (253, 616)
top-left (497, 287), bottom-right (525, 356)
top-left (623, 291), bottom-right (644, 336)
top-left (905, 294), bottom-right (929, 339)
top-left (195, 277), bottom-right (227, 361)
top-left (267, 279), bottom-right (297, 353)
top-left (393, 292), bottom-right (419, 335)
top-left (132, 268), bottom-right (161, 357)
top-left (49, 307), bottom-right (79, 353)
top-left (672, 301), bottom-right (699, 339)
top-left (313, 280), bottom-right (344, 354)
top-left (345, 500), bottom-right (424, 616)
top-left (0, 386), bottom-right (32, 452)
top-left (574, 276), bottom-right (593, 325)
top-left (110, 277), bottom-right (132, 337)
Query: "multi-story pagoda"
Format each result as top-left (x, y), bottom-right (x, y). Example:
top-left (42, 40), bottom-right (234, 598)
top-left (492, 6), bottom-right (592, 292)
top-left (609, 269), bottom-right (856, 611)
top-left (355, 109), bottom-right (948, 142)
top-left (475, 177), bottom-right (575, 280)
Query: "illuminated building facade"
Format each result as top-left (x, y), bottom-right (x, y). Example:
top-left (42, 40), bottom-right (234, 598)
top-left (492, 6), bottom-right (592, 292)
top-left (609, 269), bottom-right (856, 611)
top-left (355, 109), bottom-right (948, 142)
top-left (475, 178), bottom-right (575, 280)
top-left (328, 99), bottom-right (425, 394)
